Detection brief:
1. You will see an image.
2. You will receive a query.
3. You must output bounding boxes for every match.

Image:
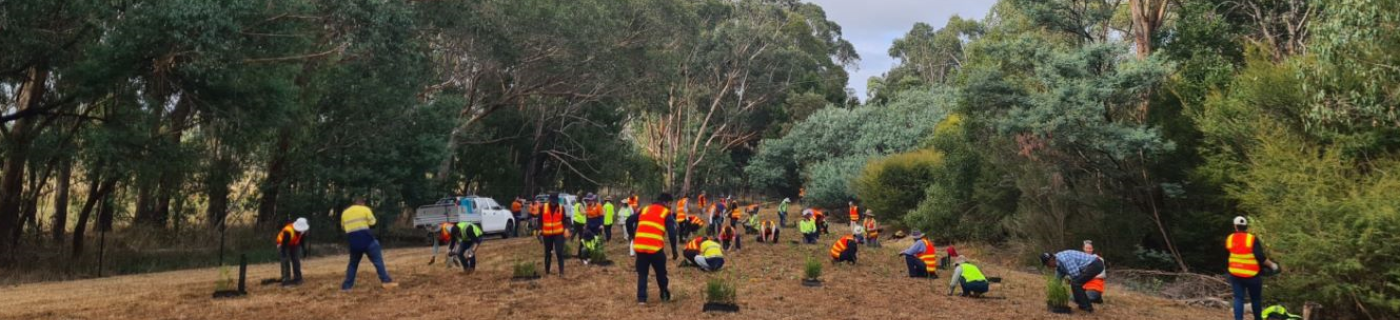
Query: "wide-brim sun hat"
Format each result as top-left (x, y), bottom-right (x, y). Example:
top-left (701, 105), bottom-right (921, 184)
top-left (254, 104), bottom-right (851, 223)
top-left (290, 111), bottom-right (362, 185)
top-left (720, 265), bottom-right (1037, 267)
top-left (910, 230), bottom-right (924, 239)
top-left (293, 218), bottom-right (309, 232)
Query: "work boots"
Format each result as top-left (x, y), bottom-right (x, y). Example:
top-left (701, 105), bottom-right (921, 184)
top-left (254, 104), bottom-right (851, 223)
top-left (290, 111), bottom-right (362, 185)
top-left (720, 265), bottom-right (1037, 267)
top-left (660, 291), bottom-right (672, 302)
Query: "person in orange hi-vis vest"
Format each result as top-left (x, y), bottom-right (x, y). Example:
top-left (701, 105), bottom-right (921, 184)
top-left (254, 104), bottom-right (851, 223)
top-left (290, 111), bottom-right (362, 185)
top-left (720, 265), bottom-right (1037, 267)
top-left (830, 234), bottom-right (858, 264)
top-left (1228, 216), bottom-right (1277, 320)
top-left (633, 193), bottom-right (674, 304)
top-left (540, 194), bottom-right (568, 275)
top-left (276, 217), bottom-right (309, 286)
top-left (1082, 240), bottom-right (1106, 304)
top-left (848, 201), bottom-right (860, 236)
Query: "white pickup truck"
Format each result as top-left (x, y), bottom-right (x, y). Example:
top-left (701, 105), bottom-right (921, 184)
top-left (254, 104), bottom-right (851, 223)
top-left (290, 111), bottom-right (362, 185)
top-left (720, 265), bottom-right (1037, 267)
top-left (413, 196), bottom-right (517, 238)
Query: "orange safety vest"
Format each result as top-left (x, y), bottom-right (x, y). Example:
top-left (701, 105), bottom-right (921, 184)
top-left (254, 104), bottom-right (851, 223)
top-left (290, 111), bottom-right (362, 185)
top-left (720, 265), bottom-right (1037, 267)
top-left (529, 202), bottom-right (541, 217)
top-left (628, 195), bottom-right (639, 209)
top-left (512, 200), bottom-right (523, 213)
top-left (849, 205), bottom-right (860, 221)
top-left (684, 237), bottom-right (704, 253)
top-left (864, 218), bottom-right (879, 237)
top-left (830, 235), bottom-right (854, 259)
top-left (541, 205), bottom-right (565, 236)
top-left (762, 220), bottom-right (776, 235)
top-left (919, 238), bottom-right (938, 272)
top-left (687, 215), bottom-right (705, 227)
top-left (1083, 278), bottom-right (1106, 293)
top-left (586, 204), bottom-right (603, 218)
top-left (437, 222), bottom-right (454, 242)
top-left (276, 223), bottom-right (303, 246)
top-left (729, 207), bottom-right (744, 220)
top-left (1227, 232), bottom-right (1260, 278)
top-left (697, 195), bottom-right (707, 210)
top-left (633, 204), bottom-right (669, 254)
top-left (676, 198), bottom-right (689, 221)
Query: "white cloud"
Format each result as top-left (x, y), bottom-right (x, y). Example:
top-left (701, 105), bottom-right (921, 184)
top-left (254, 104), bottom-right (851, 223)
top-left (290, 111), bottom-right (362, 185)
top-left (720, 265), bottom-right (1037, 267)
top-left (803, 0), bottom-right (998, 102)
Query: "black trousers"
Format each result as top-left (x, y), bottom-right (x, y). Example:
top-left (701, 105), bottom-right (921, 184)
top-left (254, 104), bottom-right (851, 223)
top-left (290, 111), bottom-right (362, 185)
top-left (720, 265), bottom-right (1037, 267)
top-left (604, 223), bottom-right (613, 241)
top-left (455, 241), bottom-right (477, 271)
top-left (904, 254), bottom-right (928, 278)
top-left (635, 251), bottom-right (669, 302)
top-left (834, 245), bottom-right (857, 264)
top-left (543, 235), bottom-right (565, 274)
top-left (1070, 259), bottom-right (1105, 311)
top-left (722, 236), bottom-right (741, 250)
top-left (280, 245), bottom-right (302, 283)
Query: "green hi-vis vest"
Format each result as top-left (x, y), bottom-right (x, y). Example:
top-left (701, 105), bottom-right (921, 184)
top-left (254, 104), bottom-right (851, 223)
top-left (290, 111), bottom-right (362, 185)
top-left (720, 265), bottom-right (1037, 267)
top-left (603, 203), bottom-right (616, 225)
top-left (799, 219), bottom-right (816, 233)
top-left (457, 221), bottom-right (482, 241)
top-left (961, 263), bottom-right (987, 282)
top-left (573, 203), bottom-right (586, 223)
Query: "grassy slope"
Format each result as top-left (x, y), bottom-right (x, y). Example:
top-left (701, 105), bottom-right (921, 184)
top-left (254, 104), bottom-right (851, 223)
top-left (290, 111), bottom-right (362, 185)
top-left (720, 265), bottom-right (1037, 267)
top-left (0, 221), bottom-right (1224, 319)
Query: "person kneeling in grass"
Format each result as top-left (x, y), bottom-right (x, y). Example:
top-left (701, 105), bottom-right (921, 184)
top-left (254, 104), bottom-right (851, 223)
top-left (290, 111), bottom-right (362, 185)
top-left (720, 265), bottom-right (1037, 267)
top-left (947, 256), bottom-right (990, 297)
top-left (695, 238), bottom-right (725, 272)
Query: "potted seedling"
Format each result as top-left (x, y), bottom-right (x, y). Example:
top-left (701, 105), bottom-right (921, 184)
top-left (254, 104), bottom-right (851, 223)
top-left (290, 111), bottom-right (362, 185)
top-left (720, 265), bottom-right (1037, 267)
top-left (586, 242), bottom-right (614, 266)
top-left (511, 261), bottom-right (541, 281)
top-left (801, 257), bottom-right (823, 287)
top-left (1045, 274), bottom-right (1072, 314)
top-left (702, 277), bottom-right (740, 313)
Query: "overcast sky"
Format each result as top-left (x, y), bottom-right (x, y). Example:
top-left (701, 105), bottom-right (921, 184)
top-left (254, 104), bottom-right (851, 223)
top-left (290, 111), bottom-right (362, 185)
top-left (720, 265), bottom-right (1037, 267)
top-left (802, 0), bottom-right (998, 101)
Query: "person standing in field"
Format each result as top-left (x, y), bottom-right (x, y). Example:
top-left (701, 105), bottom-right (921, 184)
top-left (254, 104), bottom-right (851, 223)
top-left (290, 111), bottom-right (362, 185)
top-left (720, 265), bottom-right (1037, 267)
top-left (1227, 216), bottom-right (1278, 320)
top-left (778, 197), bottom-right (790, 226)
top-left (633, 193), bottom-right (674, 304)
top-left (340, 197), bottom-right (396, 291)
top-left (603, 196), bottom-right (617, 242)
top-left (541, 194), bottom-right (568, 275)
top-left (862, 211), bottom-right (881, 248)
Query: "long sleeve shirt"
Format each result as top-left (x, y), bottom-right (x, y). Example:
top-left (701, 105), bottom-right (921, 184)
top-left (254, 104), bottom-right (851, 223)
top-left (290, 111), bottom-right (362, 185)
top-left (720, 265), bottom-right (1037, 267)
top-left (902, 239), bottom-right (928, 256)
top-left (949, 264), bottom-right (965, 293)
top-left (1054, 250), bottom-right (1097, 279)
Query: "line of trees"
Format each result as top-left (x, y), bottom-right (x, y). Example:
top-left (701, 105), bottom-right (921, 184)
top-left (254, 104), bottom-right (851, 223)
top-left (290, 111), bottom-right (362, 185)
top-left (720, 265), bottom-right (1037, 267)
top-left (0, 0), bottom-right (853, 267)
top-left (745, 0), bottom-right (1399, 317)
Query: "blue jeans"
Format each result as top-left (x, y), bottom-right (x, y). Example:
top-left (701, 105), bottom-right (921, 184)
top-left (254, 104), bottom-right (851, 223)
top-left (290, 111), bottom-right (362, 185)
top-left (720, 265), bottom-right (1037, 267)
top-left (960, 278), bottom-right (989, 295)
top-left (1231, 275), bottom-right (1263, 320)
top-left (342, 231), bottom-right (392, 290)
top-left (904, 254), bottom-right (928, 277)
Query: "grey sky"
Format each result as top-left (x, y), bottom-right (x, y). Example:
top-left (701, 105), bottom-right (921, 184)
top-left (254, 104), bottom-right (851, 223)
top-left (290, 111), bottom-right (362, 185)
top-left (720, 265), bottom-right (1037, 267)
top-left (803, 0), bottom-right (998, 101)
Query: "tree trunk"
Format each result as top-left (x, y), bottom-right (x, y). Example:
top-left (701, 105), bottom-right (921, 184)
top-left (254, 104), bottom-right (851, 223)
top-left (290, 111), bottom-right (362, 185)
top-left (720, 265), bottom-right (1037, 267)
top-left (72, 176), bottom-right (117, 257)
top-left (257, 129), bottom-right (293, 225)
top-left (51, 160), bottom-right (72, 243)
top-left (205, 156), bottom-right (235, 229)
top-left (0, 65), bottom-right (48, 252)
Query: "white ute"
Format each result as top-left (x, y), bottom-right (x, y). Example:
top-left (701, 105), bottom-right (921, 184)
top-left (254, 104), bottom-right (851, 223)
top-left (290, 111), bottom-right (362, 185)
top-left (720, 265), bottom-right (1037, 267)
top-left (413, 196), bottom-right (517, 238)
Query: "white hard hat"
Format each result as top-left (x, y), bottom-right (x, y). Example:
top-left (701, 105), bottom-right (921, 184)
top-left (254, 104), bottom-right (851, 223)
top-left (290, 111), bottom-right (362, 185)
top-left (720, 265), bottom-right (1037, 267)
top-left (1233, 216), bottom-right (1248, 226)
top-left (293, 218), bottom-right (310, 232)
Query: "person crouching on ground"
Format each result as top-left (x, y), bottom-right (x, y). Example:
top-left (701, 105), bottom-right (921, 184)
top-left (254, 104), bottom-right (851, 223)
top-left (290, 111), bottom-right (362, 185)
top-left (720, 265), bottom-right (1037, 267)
top-left (799, 211), bottom-right (818, 244)
top-left (756, 220), bottom-right (779, 243)
top-left (340, 197), bottom-right (396, 291)
top-left (695, 238), bottom-right (725, 272)
top-left (718, 223), bottom-right (741, 251)
top-left (580, 229), bottom-right (602, 265)
top-left (453, 221), bottom-right (482, 271)
top-left (1040, 250), bottom-right (1104, 313)
top-left (276, 217), bottom-right (309, 286)
top-left (830, 234), bottom-right (858, 264)
top-left (682, 236), bottom-right (706, 267)
top-left (898, 231), bottom-right (938, 279)
top-left (1082, 240), bottom-right (1106, 303)
top-left (948, 256), bottom-right (990, 297)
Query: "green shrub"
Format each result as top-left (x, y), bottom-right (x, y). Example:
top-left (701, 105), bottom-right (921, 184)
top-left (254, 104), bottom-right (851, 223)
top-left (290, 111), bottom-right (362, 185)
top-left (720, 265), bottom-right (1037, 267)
top-left (704, 277), bottom-right (737, 304)
top-left (1045, 274), bottom-right (1070, 307)
top-left (512, 261), bottom-right (538, 278)
top-left (588, 243), bottom-right (608, 262)
top-left (803, 257), bottom-right (822, 280)
top-left (854, 148), bottom-right (943, 226)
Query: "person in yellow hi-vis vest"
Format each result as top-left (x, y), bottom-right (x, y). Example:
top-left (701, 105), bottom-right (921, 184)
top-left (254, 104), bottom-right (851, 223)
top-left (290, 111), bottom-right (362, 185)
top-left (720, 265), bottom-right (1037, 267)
top-left (947, 256), bottom-right (989, 297)
top-left (340, 197), bottom-right (396, 291)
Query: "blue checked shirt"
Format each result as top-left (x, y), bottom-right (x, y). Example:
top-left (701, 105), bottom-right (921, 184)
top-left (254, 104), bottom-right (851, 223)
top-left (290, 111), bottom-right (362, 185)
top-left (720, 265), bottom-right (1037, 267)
top-left (1055, 250), bottom-right (1096, 279)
